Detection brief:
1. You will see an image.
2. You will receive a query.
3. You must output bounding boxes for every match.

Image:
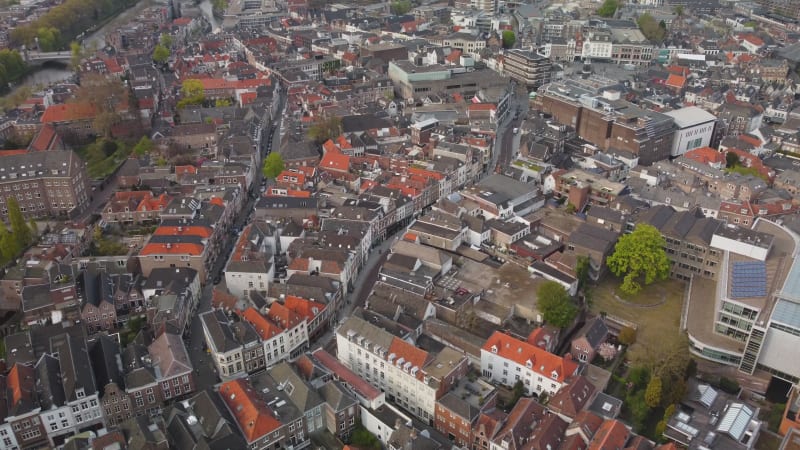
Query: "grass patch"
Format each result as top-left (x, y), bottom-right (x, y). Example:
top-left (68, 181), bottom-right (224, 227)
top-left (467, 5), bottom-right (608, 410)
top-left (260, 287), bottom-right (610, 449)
top-left (591, 276), bottom-right (686, 366)
top-left (725, 165), bottom-right (768, 181)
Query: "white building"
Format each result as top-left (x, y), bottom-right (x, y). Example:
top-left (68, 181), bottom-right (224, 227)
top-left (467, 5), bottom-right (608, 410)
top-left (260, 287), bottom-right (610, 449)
top-left (480, 331), bottom-right (579, 397)
top-left (664, 107), bottom-right (718, 157)
top-left (224, 221), bottom-right (277, 297)
top-left (336, 316), bottom-right (468, 424)
top-left (200, 310), bottom-right (246, 380)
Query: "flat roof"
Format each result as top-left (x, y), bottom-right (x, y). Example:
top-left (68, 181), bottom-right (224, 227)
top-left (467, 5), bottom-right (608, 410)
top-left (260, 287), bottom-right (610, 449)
top-left (663, 106), bottom-right (718, 128)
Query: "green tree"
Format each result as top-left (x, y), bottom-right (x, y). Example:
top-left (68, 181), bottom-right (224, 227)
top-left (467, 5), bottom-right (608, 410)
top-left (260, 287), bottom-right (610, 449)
top-left (0, 49), bottom-right (27, 88)
top-left (36, 26), bottom-right (61, 51)
top-left (637, 13), bottom-right (666, 42)
top-left (607, 223), bottom-right (670, 295)
top-left (576, 256), bottom-right (590, 289)
top-left (132, 136), bottom-right (153, 156)
top-left (726, 151), bottom-right (741, 168)
top-left (215, 98), bottom-right (232, 107)
top-left (536, 281), bottom-right (577, 328)
top-left (262, 152), bottom-right (285, 179)
top-left (502, 30), bottom-right (516, 49)
top-left (152, 44), bottom-right (170, 65)
top-left (655, 420), bottom-right (667, 437)
top-left (0, 221), bottom-right (14, 263)
top-left (177, 79), bottom-right (205, 109)
top-left (628, 365), bottom-right (650, 389)
top-left (70, 41), bottom-right (83, 69)
top-left (307, 116), bottom-right (342, 144)
top-left (626, 390), bottom-right (650, 430)
top-left (618, 326), bottom-right (637, 345)
top-left (645, 376), bottom-right (662, 408)
top-left (28, 218), bottom-right (37, 239)
top-left (596, 0), bottom-right (619, 17)
top-left (7, 197), bottom-right (30, 246)
top-left (159, 33), bottom-right (173, 49)
top-left (390, 0), bottom-right (412, 15)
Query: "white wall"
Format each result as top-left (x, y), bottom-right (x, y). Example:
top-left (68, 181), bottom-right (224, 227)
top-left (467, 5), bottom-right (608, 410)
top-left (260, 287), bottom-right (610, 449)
top-left (671, 121), bottom-right (715, 157)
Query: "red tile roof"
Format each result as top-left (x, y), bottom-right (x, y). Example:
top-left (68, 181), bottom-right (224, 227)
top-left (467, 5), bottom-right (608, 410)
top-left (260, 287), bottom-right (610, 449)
top-left (241, 307), bottom-right (283, 340)
top-left (387, 337), bottom-right (429, 380)
top-left (140, 242), bottom-right (205, 256)
top-left (468, 103), bottom-right (496, 111)
top-left (219, 379), bottom-right (282, 443)
top-left (741, 34), bottom-right (764, 46)
top-left (0, 149), bottom-right (30, 157)
top-left (684, 147), bottom-right (725, 165)
top-left (284, 295), bottom-right (325, 322)
top-left (267, 301), bottom-right (305, 330)
top-left (29, 124), bottom-right (58, 151)
top-left (589, 419), bottom-right (629, 450)
top-left (665, 74), bottom-right (686, 89)
top-left (312, 349), bottom-right (382, 401)
top-left (320, 150), bottom-right (350, 173)
top-left (7, 363), bottom-right (35, 411)
top-left (482, 331), bottom-right (578, 382)
top-left (41, 103), bottom-right (97, 123)
top-left (154, 225), bottom-right (212, 238)
top-left (175, 165), bottom-right (198, 176)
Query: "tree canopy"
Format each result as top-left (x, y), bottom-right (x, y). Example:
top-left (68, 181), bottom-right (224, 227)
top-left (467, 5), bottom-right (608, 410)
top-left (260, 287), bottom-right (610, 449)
top-left (36, 27), bottom-right (61, 51)
top-left (637, 13), bottom-right (666, 42)
top-left (502, 31), bottom-right (516, 49)
top-left (262, 152), bottom-right (285, 179)
top-left (645, 376), bottom-right (662, 408)
top-left (536, 281), bottom-right (577, 328)
top-left (607, 224), bottom-right (670, 295)
top-left (390, 0), bottom-right (412, 15)
top-left (132, 136), bottom-right (153, 156)
top-left (0, 50), bottom-right (27, 90)
top-left (596, 0), bottom-right (619, 17)
top-left (177, 79), bottom-right (206, 109)
top-left (0, 197), bottom-right (35, 264)
top-left (152, 44), bottom-right (170, 65)
top-left (307, 116), bottom-right (342, 144)
top-left (11, 0), bottom-right (138, 48)
top-left (72, 73), bottom-right (129, 138)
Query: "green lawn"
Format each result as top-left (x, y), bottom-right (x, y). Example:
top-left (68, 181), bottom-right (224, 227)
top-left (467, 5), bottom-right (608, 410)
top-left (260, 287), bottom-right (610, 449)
top-left (591, 276), bottom-right (687, 366)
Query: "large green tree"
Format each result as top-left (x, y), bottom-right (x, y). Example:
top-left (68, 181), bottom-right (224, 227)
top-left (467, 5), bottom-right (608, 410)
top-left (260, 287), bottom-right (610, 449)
top-left (596, 0), bottom-right (619, 17)
top-left (152, 44), bottom-right (170, 65)
top-left (607, 224), bottom-right (670, 295)
top-left (307, 116), bottom-right (342, 144)
top-left (132, 136), bottom-right (153, 156)
top-left (390, 0), bottom-right (412, 15)
top-left (7, 197), bottom-right (30, 246)
top-left (637, 13), bottom-right (666, 42)
top-left (262, 152), bottom-right (285, 179)
top-left (536, 281), bottom-right (577, 328)
top-left (502, 31), bottom-right (516, 49)
top-left (0, 50), bottom-right (27, 89)
top-left (0, 221), bottom-right (14, 263)
top-left (177, 79), bottom-right (205, 109)
top-left (36, 26), bottom-right (61, 51)
top-left (645, 376), bottom-right (662, 408)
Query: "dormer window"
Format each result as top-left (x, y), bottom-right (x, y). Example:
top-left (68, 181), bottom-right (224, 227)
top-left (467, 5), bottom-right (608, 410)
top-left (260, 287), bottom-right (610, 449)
top-left (491, 345), bottom-right (498, 354)
top-left (525, 360), bottom-right (532, 369)
top-left (551, 370), bottom-right (559, 380)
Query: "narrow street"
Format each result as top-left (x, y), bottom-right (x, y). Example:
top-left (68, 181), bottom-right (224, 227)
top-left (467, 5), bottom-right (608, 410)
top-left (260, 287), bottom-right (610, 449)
top-left (186, 86), bottom-right (285, 388)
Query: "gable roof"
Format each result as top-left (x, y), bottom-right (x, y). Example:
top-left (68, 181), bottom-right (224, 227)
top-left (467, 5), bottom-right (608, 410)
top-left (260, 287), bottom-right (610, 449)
top-left (219, 379), bottom-right (282, 443)
top-left (589, 419), bottom-right (630, 450)
top-left (241, 307), bottom-right (283, 340)
top-left (482, 331), bottom-right (578, 383)
top-left (148, 332), bottom-right (193, 378)
top-left (549, 376), bottom-right (597, 419)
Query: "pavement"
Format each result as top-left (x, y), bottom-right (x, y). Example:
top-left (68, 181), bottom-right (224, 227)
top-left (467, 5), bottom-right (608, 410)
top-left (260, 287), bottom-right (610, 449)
top-left (491, 85), bottom-right (530, 172)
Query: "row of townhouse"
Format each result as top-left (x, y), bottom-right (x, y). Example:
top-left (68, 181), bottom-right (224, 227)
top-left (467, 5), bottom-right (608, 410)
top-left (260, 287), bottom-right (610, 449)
top-left (0, 329), bottom-right (195, 449)
top-left (201, 293), bottom-right (332, 381)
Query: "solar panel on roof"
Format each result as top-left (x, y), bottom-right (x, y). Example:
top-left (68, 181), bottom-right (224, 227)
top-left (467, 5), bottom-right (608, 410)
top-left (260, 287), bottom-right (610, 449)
top-left (730, 261), bottom-right (768, 299)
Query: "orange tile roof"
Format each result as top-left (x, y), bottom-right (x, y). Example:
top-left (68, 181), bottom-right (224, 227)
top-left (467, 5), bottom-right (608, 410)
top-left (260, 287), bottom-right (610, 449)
top-left (219, 379), bottom-right (282, 443)
top-left (41, 103), bottom-right (97, 123)
top-left (175, 165), bottom-right (198, 176)
top-left (241, 307), bottom-right (283, 339)
top-left (445, 49), bottom-right (462, 64)
top-left (665, 74), bottom-right (686, 89)
top-left (320, 150), bottom-right (350, 173)
top-left (240, 91), bottom-right (258, 105)
top-left (284, 295), bottom-right (326, 322)
top-left (589, 420), bottom-right (629, 450)
top-left (7, 363), bottom-right (35, 410)
top-left (140, 242), bottom-right (205, 256)
top-left (209, 196), bottom-right (226, 207)
top-left (154, 225), bottom-right (212, 238)
top-left (138, 193), bottom-right (170, 212)
top-left (336, 135), bottom-right (352, 149)
top-left (0, 149), bottom-right (30, 157)
top-left (403, 232), bottom-right (418, 242)
top-left (407, 166), bottom-right (445, 181)
top-left (265, 188), bottom-right (311, 198)
top-left (741, 34), bottom-right (764, 46)
top-left (387, 337), bottom-right (429, 380)
top-left (322, 139), bottom-right (340, 154)
top-left (739, 134), bottom-right (762, 147)
top-left (482, 331), bottom-right (578, 382)
top-left (279, 170), bottom-right (306, 185)
top-left (267, 301), bottom-right (305, 330)
top-left (684, 146), bottom-right (725, 165)
top-left (288, 258), bottom-right (309, 271)
top-left (468, 103), bottom-right (496, 111)
top-left (29, 124), bottom-right (58, 151)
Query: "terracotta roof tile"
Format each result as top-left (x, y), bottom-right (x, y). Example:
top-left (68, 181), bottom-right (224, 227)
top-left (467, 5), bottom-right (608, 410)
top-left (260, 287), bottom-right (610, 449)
top-left (41, 103), bottom-right (97, 123)
top-left (482, 331), bottom-right (578, 382)
top-left (219, 379), bottom-right (282, 443)
top-left (589, 419), bottom-right (629, 450)
top-left (266, 302), bottom-right (305, 330)
top-left (387, 337), bottom-right (429, 380)
top-left (241, 307), bottom-right (283, 340)
top-left (140, 242), bottom-right (205, 256)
